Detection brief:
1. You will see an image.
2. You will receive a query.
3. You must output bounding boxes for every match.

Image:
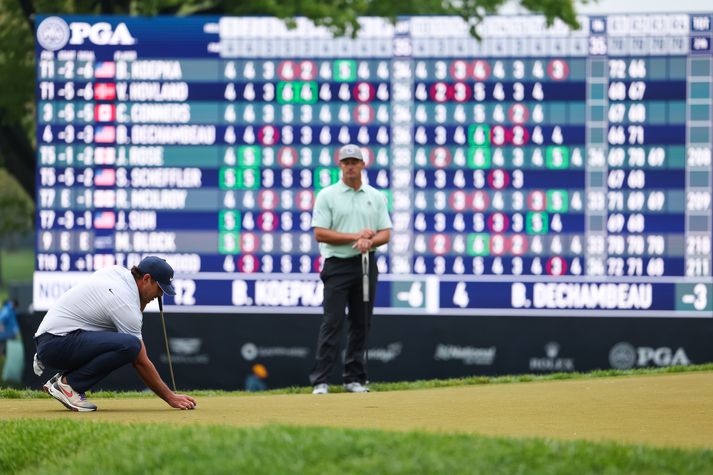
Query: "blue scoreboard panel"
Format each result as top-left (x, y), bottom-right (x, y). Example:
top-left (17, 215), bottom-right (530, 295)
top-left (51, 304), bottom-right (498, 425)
top-left (34, 14), bottom-right (712, 316)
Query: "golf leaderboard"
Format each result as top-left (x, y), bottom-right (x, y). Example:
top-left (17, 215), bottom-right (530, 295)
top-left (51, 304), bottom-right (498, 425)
top-left (33, 14), bottom-right (712, 316)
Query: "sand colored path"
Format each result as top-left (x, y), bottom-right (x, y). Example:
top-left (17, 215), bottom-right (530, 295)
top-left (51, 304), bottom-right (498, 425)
top-left (2, 372), bottom-right (712, 449)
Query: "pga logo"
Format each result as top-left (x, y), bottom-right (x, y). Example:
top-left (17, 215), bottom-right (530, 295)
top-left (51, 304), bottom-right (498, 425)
top-left (609, 342), bottom-right (691, 370)
top-left (69, 21), bottom-right (136, 46)
top-left (37, 17), bottom-right (135, 51)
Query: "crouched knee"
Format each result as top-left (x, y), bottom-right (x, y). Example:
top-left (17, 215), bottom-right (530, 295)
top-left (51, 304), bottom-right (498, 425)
top-left (119, 334), bottom-right (141, 361)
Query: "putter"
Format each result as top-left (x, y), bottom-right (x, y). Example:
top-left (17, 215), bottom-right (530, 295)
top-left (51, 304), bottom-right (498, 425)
top-left (362, 252), bottom-right (370, 374)
top-left (159, 296), bottom-right (177, 392)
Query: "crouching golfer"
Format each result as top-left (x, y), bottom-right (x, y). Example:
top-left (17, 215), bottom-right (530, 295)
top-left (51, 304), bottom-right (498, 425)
top-left (34, 256), bottom-right (196, 412)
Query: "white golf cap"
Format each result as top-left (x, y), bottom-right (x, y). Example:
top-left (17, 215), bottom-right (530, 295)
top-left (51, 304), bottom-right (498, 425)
top-left (338, 144), bottom-right (364, 161)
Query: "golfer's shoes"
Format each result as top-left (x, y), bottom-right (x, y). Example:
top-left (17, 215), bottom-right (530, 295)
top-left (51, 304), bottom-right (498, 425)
top-left (312, 383), bottom-right (329, 395)
top-left (343, 382), bottom-right (369, 393)
top-left (48, 378), bottom-right (97, 412)
top-left (42, 372), bottom-right (62, 394)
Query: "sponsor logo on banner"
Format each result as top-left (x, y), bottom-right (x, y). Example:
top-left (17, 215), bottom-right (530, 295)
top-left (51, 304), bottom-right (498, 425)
top-left (529, 342), bottom-right (575, 372)
top-left (608, 342), bottom-right (692, 370)
top-left (367, 342), bottom-right (403, 363)
top-left (37, 17), bottom-right (70, 51)
top-left (241, 342), bottom-right (310, 361)
top-left (161, 338), bottom-right (209, 364)
top-left (434, 344), bottom-right (496, 365)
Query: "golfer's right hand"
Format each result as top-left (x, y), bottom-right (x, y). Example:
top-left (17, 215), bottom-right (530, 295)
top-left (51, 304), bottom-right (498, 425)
top-left (168, 393), bottom-right (197, 410)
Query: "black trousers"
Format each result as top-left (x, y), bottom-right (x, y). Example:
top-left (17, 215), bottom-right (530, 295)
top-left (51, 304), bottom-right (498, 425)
top-left (309, 253), bottom-right (377, 385)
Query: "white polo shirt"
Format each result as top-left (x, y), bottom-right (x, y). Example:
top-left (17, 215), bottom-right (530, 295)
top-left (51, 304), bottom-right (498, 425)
top-left (35, 266), bottom-right (143, 339)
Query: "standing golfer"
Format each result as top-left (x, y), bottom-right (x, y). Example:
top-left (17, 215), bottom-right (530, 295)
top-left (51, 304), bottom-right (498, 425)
top-left (34, 256), bottom-right (196, 411)
top-left (309, 144), bottom-right (392, 394)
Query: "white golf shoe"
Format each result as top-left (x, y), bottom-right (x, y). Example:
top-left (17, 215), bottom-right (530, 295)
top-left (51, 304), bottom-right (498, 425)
top-left (42, 372), bottom-right (62, 394)
top-left (343, 382), bottom-right (369, 393)
top-left (312, 383), bottom-right (329, 395)
top-left (48, 378), bottom-right (97, 412)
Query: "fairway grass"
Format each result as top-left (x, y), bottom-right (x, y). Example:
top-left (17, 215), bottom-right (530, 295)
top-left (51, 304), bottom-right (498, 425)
top-left (1, 420), bottom-right (712, 475)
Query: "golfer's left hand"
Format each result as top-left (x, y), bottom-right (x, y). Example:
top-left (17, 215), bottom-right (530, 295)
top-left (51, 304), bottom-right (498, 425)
top-left (353, 238), bottom-right (372, 253)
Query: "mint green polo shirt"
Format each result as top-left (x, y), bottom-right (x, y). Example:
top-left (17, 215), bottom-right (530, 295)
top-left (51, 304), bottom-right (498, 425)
top-left (311, 180), bottom-right (392, 258)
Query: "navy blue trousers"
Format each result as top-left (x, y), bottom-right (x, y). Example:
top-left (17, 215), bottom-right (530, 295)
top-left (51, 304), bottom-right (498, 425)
top-left (35, 330), bottom-right (141, 393)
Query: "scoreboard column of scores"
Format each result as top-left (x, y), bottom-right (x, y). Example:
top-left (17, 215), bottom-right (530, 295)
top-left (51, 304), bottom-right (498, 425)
top-left (408, 16), bottom-right (591, 313)
top-left (408, 18), bottom-right (589, 290)
top-left (586, 15), bottom-right (713, 313)
top-left (33, 14), bottom-right (713, 315)
top-left (216, 16), bottom-right (394, 297)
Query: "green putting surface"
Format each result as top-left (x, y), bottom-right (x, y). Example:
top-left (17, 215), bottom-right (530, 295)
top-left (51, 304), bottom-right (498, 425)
top-left (2, 371), bottom-right (711, 449)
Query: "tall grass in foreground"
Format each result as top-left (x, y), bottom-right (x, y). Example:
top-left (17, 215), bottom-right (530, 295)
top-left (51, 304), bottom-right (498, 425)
top-left (1, 420), bottom-right (712, 475)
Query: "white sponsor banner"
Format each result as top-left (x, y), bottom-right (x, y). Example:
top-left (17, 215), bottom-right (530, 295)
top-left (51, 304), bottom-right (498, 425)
top-left (33, 271), bottom-right (159, 313)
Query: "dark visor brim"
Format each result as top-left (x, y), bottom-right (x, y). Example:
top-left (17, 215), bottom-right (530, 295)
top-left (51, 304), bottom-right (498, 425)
top-left (157, 281), bottom-right (176, 296)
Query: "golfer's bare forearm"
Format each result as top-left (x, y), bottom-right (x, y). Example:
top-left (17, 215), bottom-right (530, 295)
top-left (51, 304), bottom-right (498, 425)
top-left (132, 342), bottom-right (174, 401)
top-left (314, 227), bottom-right (359, 244)
top-left (371, 229), bottom-right (391, 248)
top-left (314, 228), bottom-right (391, 247)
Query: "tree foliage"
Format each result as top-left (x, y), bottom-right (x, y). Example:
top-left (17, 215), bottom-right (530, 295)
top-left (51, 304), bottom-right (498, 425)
top-left (0, 168), bottom-right (34, 244)
top-left (0, 0), bottom-right (581, 197)
top-left (0, 0), bottom-right (35, 127)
